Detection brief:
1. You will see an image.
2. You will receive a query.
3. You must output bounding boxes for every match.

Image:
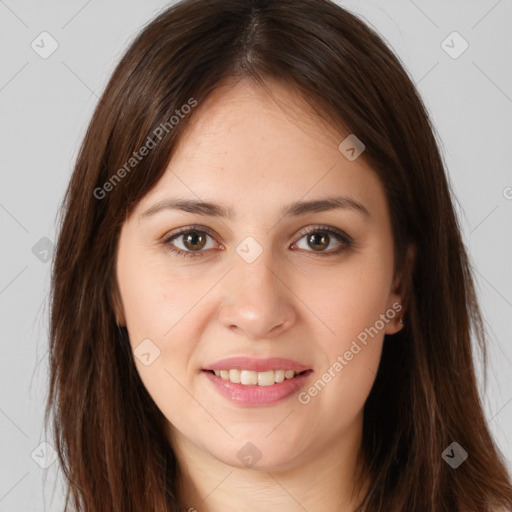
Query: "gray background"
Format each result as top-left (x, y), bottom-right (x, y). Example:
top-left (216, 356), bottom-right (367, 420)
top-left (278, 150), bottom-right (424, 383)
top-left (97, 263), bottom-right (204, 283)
top-left (1, 0), bottom-right (511, 510)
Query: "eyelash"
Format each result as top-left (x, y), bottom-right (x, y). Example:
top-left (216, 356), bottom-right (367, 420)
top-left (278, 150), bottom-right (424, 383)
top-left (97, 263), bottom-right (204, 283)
top-left (162, 224), bottom-right (353, 259)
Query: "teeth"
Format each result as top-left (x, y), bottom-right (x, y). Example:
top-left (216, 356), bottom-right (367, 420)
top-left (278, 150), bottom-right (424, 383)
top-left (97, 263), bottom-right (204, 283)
top-left (229, 369), bottom-right (241, 383)
top-left (212, 369), bottom-right (300, 385)
top-left (274, 369), bottom-right (285, 383)
top-left (285, 370), bottom-right (295, 379)
top-left (241, 370), bottom-right (258, 385)
top-left (257, 370), bottom-right (275, 387)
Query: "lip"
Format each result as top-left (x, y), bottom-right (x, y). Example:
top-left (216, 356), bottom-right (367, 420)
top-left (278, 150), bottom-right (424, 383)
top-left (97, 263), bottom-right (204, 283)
top-left (203, 356), bottom-right (311, 373)
top-left (202, 369), bottom-right (314, 407)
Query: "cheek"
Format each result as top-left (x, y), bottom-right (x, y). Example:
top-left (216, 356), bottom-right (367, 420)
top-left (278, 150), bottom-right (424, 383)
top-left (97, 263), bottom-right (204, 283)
top-left (117, 262), bottom-right (203, 423)
top-left (118, 251), bottom-right (204, 343)
top-left (116, 254), bottom-right (206, 410)
top-left (301, 257), bottom-right (393, 347)
top-left (298, 272), bottom-right (386, 427)
top-left (301, 340), bottom-right (383, 437)
top-left (294, 255), bottom-right (390, 414)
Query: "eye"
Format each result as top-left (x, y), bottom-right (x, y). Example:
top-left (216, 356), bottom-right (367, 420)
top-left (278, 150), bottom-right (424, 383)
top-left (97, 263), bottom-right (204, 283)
top-left (162, 226), bottom-right (219, 259)
top-left (162, 224), bottom-right (353, 259)
top-left (292, 225), bottom-right (353, 255)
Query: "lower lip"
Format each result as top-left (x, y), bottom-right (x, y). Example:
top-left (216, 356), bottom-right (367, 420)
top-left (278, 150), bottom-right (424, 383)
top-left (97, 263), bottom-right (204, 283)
top-left (202, 370), bottom-right (313, 406)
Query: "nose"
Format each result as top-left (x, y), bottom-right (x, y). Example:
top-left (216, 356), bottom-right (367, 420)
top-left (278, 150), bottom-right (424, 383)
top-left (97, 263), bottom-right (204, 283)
top-left (217, 253), bottom-right (297, 340)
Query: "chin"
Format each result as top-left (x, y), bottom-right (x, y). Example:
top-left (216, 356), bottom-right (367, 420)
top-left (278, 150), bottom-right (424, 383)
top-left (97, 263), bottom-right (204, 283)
top-left (207, 437), bottom-right (305, 472)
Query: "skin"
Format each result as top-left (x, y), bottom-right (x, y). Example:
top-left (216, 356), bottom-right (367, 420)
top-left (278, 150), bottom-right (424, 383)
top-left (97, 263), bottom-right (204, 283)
top-left (114, 77), bottom-right (408, 512)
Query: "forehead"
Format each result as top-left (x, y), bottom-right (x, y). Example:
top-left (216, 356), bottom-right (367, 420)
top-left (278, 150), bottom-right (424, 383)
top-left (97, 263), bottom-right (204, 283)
top-left (134, 77), bottom-right (386, 220)
top-left (176, 77), bottom-right (344, 158)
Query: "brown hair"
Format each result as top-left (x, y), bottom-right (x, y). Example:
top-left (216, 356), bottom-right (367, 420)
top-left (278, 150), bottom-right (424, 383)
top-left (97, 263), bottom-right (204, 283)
top-left (45, 0), bottom-right (512, 510)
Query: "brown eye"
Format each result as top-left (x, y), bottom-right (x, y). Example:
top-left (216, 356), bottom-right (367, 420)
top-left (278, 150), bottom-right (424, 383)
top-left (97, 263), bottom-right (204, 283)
top-left (182, 231), bottom-right (207, 251)
top-left (163, 228), bottom-right (218, 259)
top-left (293, 226), bottom-right (353, 255)
top-left (306, 232), bottom-right (330, 251)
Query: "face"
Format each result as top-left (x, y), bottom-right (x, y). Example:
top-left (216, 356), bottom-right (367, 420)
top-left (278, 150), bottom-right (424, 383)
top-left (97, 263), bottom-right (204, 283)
top-left (114, 78), bottom-right (405, 472)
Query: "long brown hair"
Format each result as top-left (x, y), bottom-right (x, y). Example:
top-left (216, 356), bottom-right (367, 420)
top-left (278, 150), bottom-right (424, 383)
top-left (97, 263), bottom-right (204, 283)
top-left (45, 0), bottom-right (512, 510)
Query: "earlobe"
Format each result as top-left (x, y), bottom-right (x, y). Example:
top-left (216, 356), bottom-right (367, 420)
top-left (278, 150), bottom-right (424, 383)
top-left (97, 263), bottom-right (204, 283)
top-left (386, 243), bottom-right (416, 335)
top-left (384, 304), bottom-right (405, 335)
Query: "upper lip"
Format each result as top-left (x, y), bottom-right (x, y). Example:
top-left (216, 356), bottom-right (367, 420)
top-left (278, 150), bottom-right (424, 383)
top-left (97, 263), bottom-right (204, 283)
top-left (203, 357), bottom-right (311, 373)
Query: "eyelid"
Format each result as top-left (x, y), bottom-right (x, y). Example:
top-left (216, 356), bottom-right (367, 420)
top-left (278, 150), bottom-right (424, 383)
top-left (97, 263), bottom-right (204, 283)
top-left (294, 224), bottom-right (353, 245)
top-left (161, 224), bottom-right (221, 259)
top-left (162, 224), bottom-right (220, 244)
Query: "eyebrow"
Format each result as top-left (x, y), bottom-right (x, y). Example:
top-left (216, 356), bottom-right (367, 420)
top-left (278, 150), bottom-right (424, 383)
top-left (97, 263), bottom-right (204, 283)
top-left (139, 195), bottom-right (370, 220)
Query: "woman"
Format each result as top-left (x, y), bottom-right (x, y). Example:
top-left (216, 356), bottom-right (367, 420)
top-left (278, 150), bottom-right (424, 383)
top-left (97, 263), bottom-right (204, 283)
top-left (46, 0), bottom-right (512, 510)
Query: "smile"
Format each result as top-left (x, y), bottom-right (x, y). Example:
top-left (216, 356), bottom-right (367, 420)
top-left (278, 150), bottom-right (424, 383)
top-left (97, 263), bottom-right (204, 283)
top-left (201, 369), bottom-right (314, 406)
top-left (207, 369), bottom-right (308, 386)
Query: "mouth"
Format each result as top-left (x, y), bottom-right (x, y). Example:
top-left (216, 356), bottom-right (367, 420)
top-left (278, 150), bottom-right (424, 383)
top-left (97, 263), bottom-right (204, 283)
top-left (202, 368), bottom-right (312, 386)
top-left (201, 368), bottom-right (314, 406)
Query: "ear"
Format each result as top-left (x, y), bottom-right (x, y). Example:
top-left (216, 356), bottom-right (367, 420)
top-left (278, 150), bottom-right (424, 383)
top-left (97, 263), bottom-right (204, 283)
top-left (385, 243), bottom-right (416, 335)
top-left (110, 274), bottom-right (126, 327)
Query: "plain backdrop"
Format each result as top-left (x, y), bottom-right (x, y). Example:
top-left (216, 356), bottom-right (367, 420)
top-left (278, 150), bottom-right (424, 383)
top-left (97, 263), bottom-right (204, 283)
top-left (0, 0), bottom-right (511, 510)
